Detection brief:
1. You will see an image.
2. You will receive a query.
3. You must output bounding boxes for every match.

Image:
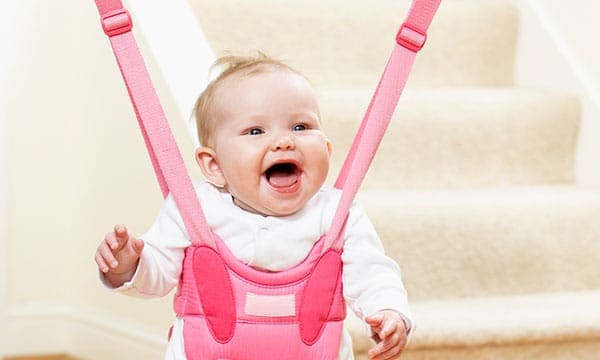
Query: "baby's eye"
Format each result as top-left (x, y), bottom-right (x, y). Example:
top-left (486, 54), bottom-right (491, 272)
top-left (292, 124), bottom-right (307, 131)
top-left (248, 128), bottom-right (264, 135)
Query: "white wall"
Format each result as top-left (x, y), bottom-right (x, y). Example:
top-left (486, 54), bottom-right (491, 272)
top-left (126, 0), bottom-right (215, 146)
top-left (515, 0), bottom-right (600, 186)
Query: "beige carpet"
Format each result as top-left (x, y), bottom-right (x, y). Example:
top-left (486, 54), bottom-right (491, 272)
top-left (188, 0), bottom-right (600, 358)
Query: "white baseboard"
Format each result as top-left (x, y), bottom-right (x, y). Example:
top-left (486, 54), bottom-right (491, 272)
top-left (3, 304), bottom-right (167, 359)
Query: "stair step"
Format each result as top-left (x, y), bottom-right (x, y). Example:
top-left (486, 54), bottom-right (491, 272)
top-left (190, 0), bottom-right (518, 87)
top-left (357, 186), bottom-right (600, 300)
top-left (323, 88), bottom-right (579, 189)
top-left (346, 290), bottom-right (600, 358)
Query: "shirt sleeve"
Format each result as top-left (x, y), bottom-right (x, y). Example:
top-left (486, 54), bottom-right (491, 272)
top-left (101, 193), bottom-right (191, 298)
top-left (341, 200), bottom-right (414, 331)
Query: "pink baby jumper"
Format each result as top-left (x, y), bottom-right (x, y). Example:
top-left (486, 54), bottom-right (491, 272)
top-left (93, 0), bottom-right (440, 358)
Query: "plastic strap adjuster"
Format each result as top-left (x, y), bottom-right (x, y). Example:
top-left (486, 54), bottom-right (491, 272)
top-left (396, 23), bottom-right (427, 52)
top-left (101, 9), bottom-right (133, 37)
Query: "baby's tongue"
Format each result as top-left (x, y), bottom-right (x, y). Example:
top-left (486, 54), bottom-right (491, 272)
top-left (268, 169), bottom-right (299, 188)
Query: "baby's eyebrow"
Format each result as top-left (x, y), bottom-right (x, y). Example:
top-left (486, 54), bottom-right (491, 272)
top-left (290, 111), bottom-right (320, 121)
top-left (242, 113), bottom-right (270, 122)
top-left (225, 114), bottom-right (266, 127)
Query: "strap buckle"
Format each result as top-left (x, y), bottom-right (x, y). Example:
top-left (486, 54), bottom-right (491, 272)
top-left (396, 23), bottom-right (427, 52)
top-left (101, 9), bottom-right (133, 37)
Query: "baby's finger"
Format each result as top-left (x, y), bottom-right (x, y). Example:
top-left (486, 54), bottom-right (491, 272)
top-left (131, 237), bottom-right (144, 255)
top-left (114, 224), bottom-right (128, 236)
top-left (104, 233), bottom-right (119, 250)
top-left (380, 318), bottom-right (398, 339)
top-left (114, 224), bottom-right (130, 246)
top-left (369, 338), bottom-right (392, 358)
top-left (366, 314), bottom-right (384, 337)
top-left (372, 342), bottom-right (402, 360)
top-left (366, 313), bottom-right (384, 326)
top-left (369, 331), bottom-right (401, 359)
top-left (370, 332), bottom-right (382, 344)
top-left (98, 243), bottom-right (119, 268)
top-left (95, 251), bottom-right (110, 273)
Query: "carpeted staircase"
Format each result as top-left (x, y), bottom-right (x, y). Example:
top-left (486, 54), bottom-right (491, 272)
top-left (188, 0), bottom-right (600, 358)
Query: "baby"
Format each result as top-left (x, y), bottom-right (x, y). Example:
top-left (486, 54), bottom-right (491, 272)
top-left (95, 54), bottom-right (413, 360)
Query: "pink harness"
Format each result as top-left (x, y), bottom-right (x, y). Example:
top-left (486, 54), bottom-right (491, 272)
top-left (175, 234), bottom-right (346, 359)
top-left (93, 1), bottom-right (440, 358)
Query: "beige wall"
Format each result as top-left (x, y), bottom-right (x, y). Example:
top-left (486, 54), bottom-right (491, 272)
top-left (1, 1), bottom-right (17, 354)
top-left (4, 0), bottom-right (198, 357)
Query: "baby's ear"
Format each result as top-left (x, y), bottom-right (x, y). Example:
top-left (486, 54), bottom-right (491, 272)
top-left (195, 147), bottom-right (226, 188)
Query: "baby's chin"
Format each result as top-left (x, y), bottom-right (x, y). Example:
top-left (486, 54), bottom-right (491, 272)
top-left (264, 205), bottom-right (304, 217)
top-left (257, 201), bottom-right (307, 217)
top-left (233, 196), bottom-right (308, 217)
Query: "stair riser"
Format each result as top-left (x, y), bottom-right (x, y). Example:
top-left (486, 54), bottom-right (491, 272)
top-left (360, 189), bottom-right (600, 300)
top-left (323, 90), bottom-right (580, 189)
top-left (190, 0), bottom-right (518, 87)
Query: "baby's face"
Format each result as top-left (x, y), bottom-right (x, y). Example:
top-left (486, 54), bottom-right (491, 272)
top-left (199, 70), bottom-right (332, 216)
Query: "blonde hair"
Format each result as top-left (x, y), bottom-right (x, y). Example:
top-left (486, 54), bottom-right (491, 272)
top-left (193, 52), bottom-right (305, 147)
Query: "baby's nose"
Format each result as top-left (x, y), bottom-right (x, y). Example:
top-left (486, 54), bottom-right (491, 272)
top-left (272, 136), bottom-right (296, 151)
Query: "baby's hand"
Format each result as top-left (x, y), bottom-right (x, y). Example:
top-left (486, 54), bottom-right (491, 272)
top-left (365, 310), bottom-right (409, 360)
top-left (94, 224), bottom-right (144, 287)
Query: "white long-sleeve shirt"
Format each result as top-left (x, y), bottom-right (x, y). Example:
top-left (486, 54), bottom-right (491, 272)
top-left (108, 182), bottom-right (412, 359)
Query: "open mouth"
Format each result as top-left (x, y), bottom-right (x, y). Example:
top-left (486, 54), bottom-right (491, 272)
top-left (265, 162), bottom-right (301, 191)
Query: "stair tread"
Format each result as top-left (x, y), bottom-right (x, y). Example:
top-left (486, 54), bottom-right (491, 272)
top-left (357, 185), bottom-right (600, 206)
top-left (319, 87), bottom-right (579, 112)
top-left (347, 290), bottom-right (600, 351)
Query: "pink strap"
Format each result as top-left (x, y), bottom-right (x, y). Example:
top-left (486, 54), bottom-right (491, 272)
top-left (94, 0), bottom-right (440, 252)
top-left (326, 0), bottom-right (441, 251)
top-left (94, 0), bottom-right (215, 247)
